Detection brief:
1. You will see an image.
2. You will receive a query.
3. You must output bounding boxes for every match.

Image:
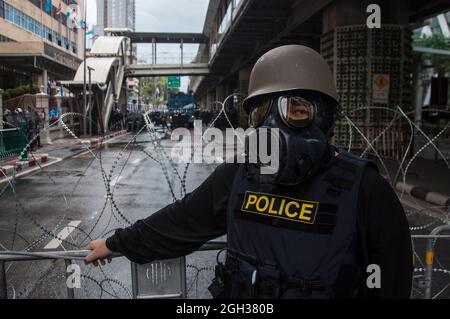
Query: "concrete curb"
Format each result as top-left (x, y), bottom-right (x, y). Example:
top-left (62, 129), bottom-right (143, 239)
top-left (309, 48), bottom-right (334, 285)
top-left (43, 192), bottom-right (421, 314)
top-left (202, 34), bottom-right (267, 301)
top-left (0, 154), bottom-right (49, 178)
top-left (0, 130), bottom-right (129, 181)
top-left (74, 130), bottom-right (128, 148)
top-left (396, 182), bottom-right (450, 208)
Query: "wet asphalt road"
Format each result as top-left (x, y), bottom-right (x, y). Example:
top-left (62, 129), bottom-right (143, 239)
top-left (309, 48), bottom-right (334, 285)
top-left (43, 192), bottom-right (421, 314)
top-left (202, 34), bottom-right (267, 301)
top-left (0, 132), bottom-right (449, 299)
top-left (0, 132), bottom-right (219, 299)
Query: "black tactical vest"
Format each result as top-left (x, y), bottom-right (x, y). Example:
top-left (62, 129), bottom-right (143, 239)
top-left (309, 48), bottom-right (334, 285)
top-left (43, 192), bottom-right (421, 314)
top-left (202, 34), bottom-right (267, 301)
top-left (211, 151), bottom-right (374, 299)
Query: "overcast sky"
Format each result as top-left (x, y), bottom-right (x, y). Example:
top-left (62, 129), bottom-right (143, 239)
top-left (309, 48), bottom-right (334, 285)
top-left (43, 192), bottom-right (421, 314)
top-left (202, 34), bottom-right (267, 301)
top-left (87, 0), bottom-right (209, 92)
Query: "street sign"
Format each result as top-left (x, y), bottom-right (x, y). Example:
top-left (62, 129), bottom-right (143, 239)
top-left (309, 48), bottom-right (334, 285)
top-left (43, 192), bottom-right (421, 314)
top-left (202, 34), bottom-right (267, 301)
top-left (372, 74), bottom-right (390, 104)
top-left (168, 76), bottom-right (181, 89)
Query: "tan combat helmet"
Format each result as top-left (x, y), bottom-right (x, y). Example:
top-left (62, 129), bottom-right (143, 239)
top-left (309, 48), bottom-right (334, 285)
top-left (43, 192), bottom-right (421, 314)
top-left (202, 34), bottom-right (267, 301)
top-left (243, 45), bottom-right (339, 114)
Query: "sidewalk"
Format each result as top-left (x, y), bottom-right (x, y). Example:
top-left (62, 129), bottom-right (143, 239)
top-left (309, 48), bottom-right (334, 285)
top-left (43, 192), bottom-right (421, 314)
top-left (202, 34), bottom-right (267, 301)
top-left (0, 130), bottom-right (128, 182)
top-left (381, 157), bottom-right (450, 208)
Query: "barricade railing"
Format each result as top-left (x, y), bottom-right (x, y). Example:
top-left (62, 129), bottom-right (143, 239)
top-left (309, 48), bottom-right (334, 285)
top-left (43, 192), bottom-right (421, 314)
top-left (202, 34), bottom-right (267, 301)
top-left (410, 223), bottom-right (450, 300)
top-left (420, 225), bottom-right (450, 299)
top-left (2, 231), bottom-right (450, 300)
top-left (0, 241), bottom-right (227, 299)
top-left (0, 127), bottom-right (27, 159)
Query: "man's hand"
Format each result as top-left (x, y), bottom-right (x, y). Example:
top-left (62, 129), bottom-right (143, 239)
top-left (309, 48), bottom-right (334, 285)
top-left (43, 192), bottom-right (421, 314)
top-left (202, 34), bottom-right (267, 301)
top-left (85, 239), bottom-right (113, 267)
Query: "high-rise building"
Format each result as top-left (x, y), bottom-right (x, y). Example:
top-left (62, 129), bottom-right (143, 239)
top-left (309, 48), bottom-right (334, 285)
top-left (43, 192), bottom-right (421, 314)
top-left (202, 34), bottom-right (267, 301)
top-left (95, 0), bottom-right (137, 110)
top-left (96, 0), bottom-right (135, 33)
top-left (0, 0), bottom-right (84, 90)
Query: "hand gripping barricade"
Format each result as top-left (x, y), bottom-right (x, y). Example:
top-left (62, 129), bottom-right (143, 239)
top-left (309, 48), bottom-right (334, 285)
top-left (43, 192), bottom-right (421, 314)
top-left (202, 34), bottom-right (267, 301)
top-left (0, 241), bottom-right (226, 299)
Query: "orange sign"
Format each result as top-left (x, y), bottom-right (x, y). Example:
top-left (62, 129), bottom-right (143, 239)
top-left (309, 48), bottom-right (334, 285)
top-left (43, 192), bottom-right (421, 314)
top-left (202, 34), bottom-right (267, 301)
top-left (373, 74), bottom-right (390, 104)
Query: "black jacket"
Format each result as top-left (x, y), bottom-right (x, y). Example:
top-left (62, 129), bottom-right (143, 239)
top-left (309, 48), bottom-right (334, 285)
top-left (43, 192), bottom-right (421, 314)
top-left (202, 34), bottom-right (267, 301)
top-left (107, 163), bottom-right (413, 299)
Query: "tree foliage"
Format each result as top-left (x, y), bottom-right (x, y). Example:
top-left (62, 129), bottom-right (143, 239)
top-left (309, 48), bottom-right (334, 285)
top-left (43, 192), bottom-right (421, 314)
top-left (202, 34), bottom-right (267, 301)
top-left (140, 77), bottom-right (178, 106)
top-left (415, 33), bottom-right (450, 76)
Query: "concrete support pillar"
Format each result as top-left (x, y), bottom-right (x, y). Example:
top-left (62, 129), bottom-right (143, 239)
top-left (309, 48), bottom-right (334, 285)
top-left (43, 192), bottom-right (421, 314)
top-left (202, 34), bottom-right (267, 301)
top-left (413, 57), bottom-right (424, 129)
top-left (237, 68), bottom-right (252, 127)
top-left (36, 70), bottom-right (49, 94)
top-left (226, 82), bottom-right (236, 100)
top-left (321, 0), bottom-right (412, 159)
top-left (206, 91), bottom-right (213, 111)
top-left (35, 93), bottom-right (51, 145)
top-left (200, 96), bottom-right (207, 110)
top-left (42, 69), bottom-right (48, 94)
top-left (54, 96), bottom-right (66, 139)
top-left (323, 0), bottom-right (409, 32)
top-left (0, 89), bottom-right (3, 130)
top-left (216, 85), bottom-right (225, 104)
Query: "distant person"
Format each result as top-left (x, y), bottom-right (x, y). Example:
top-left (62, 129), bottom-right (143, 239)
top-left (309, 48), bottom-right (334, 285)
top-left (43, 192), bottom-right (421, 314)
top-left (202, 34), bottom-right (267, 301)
top-left (32, 109), bottom-right (42, 149)
top-left (15, 108), bottom-right (29, 148)
top-left (15, 108), bottom-right (26, 126)
top-left (26, 107), bottom-right (36, 151)
top-left (3, 109), bottom-right (15, 128)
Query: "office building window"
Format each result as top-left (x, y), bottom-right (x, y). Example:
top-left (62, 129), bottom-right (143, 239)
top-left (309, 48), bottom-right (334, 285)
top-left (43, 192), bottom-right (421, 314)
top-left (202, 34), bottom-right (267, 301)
top-left (0, 35), bottom-right (13, 42)
top-left (0, 0), bottom-right (4, 19)
top-left (4, 3), bottom-right (77, 54)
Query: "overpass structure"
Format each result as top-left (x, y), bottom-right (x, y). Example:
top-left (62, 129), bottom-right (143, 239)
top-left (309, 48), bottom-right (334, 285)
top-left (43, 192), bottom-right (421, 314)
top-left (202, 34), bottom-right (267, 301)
top-left (106, 28), bottom-right (211, 77)
top-left (61, 31), bottom-right (210, 134)
top-left (125, 63), bottom-right (210, 77)
top-left (60, 0), bottom-right (450, 138)
top-left (188, 0), bottom-right (450, 156)
top-left (105, 31), bottom-right (209, 45)
top-left (61, 36), bottom-right (129, 134)
top-left (191, 0), bottom-right (450, 109)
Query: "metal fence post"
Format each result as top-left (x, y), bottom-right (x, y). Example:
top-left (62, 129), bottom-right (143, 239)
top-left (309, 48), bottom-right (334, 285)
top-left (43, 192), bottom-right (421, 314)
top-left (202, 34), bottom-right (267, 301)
top-left (180, 256), bottom-right (187, 299)
top-left (65, 259), bottom-right (75, 299)
top-left (0, 89), bottom-right (3, 155)
top-left (0, 261), bottom-right (7, 299)
top-left (131, 261), bottom-right (138, 299)
top-left (424, 225), bottom-right (450, 299)
top-left (19, 117), bottom-right (28, 161)
top-left (0, 88), bottom-right (3, 130)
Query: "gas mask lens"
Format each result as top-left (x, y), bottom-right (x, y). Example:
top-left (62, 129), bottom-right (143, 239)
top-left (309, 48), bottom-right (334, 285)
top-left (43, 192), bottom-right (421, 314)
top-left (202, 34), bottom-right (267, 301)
top-left (279, 96), bottom-right (315, 128)
top-left (248, 97), bottom-right (271, 128)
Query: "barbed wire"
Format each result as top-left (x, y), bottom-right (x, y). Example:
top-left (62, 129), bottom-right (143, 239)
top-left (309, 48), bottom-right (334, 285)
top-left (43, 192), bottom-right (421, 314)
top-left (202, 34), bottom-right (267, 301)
top-left (0, 97), bottom-right (449, 298)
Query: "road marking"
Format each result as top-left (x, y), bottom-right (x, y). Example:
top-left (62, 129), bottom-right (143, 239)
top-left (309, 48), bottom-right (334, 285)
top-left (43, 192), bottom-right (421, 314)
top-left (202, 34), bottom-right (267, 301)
top-left (89, 211), bottom-right (98, 220)
top-left (132, 158), bottom-right (142, 165)
top-left (72, 150), bottom-right (91, 159)
top-left (110, 176), bottom-right (122, 187)
top-left (44, 221), bottom-right (81, 250)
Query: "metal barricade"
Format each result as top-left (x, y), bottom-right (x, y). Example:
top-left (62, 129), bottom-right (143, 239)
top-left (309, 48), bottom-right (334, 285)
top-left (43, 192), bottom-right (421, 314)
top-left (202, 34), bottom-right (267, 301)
top-left (0, 241), bottom-right (227, 299)
top-left (422, 225), bottom-right (450, 299)
top-left (0, 127), bottom-right (27, 159)
top-left (410, 224), bottom-right (450, 299)
top-left (3, 233), bottom-right (449, 300)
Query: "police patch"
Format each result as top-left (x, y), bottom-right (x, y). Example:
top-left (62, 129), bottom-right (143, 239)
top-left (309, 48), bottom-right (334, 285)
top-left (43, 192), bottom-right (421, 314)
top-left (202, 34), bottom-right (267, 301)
top-left (240, 191), bottom-right (319, 225)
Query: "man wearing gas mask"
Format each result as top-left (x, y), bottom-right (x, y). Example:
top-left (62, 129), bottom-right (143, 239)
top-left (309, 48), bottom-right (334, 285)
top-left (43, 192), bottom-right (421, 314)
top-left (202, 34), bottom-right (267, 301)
top-left (85, 45), bottom-right (412, 299)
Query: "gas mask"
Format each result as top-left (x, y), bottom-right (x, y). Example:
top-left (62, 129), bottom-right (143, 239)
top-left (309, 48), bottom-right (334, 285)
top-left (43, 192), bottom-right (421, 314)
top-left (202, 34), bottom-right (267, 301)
top-left (245, 91), bottom-right (337, 186)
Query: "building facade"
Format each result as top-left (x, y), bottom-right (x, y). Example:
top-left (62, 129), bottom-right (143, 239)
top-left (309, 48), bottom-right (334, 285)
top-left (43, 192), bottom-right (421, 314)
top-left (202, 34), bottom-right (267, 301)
top-left (95, 0), bottom-right (137, 111)
top-left (0, 0), bottom-right (84, 92)
top-left (96, 0), bottom-right (135, 33)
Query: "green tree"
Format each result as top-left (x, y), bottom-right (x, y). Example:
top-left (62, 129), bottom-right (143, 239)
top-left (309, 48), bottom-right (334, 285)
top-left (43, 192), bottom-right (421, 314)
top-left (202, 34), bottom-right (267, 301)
top-left (415, 33), bottom-right (450, 76)
top-left (141, 77), bottom-right (169, 106)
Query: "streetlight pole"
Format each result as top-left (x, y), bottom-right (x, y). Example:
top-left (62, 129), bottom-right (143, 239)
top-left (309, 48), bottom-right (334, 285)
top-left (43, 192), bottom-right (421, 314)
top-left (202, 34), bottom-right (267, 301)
top-left (88, 66), bottom-right (95, 136)
top-left (82, 1), bottom-right (87, 136)
top-left (138, 79), bottom-right (141, 111)
top-left (0, 89), bottom-right (3, 131)
top-left (152, 38), bottom-right (156, 107)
